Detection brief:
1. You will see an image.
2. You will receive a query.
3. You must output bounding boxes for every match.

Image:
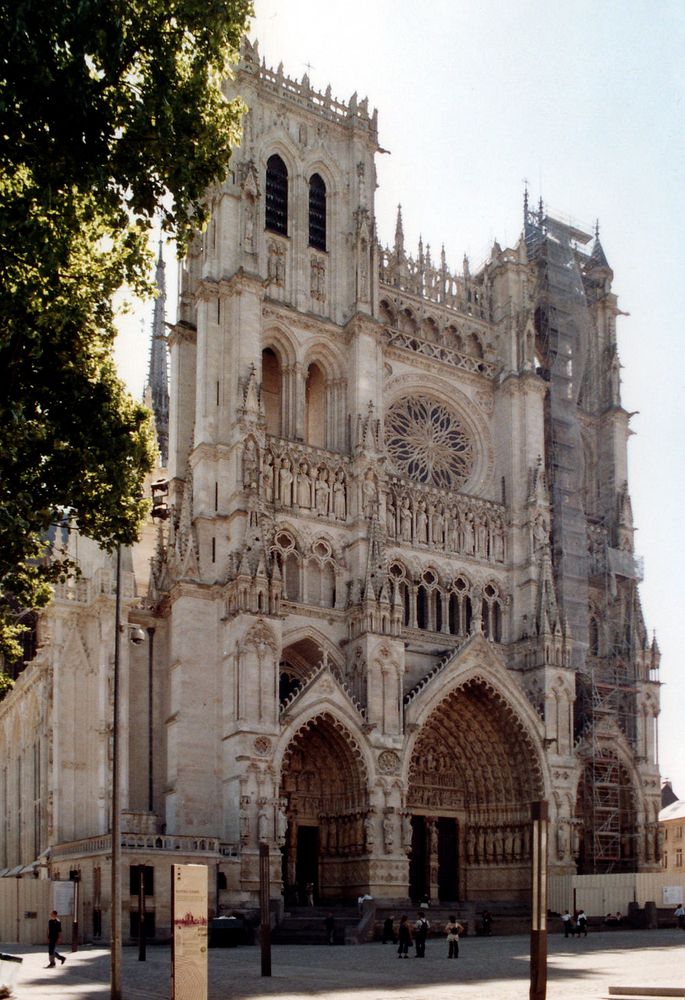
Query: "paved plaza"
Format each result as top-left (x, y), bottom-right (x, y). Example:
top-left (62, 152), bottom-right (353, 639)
top-left (1, 929), bottom-right (684, 1000)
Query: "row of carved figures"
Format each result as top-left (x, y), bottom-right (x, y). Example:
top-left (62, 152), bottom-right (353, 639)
top-left (386, 490), bottom-right (506, 561)
top-left (244, 442), bottom-right (509, 565)
top-left (246, 442), bottom-right (349, 520)
top-left (464, 824), bottom-right (532, 865)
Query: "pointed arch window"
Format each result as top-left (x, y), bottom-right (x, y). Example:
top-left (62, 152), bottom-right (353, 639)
top-left (304, 362), bottom-right (326, 448)
top-left (261, 348), bottom-right (282, 436)
top-left (308, 173), bottom-right (326, 251)
top-left (266, 154), bottom-right (288, 235)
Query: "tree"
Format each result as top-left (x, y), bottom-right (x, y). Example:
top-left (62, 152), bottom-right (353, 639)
top-left (0, 0), bottom-right (253, 659)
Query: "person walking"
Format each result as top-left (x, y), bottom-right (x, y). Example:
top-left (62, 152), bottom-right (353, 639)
top-left (562, 909), bottom-right (573, 938)
top-left (481, 909), bottom-right (493, 936)
top-left (675, 902), bottom-right (685, 930)
top-left (47, 910), bottom-right (66, 968)
top-left (414, 912), bottom-right (430, 957)
top-left (445, 915), bottom-right (463, 959)
top-left (577, 909), bottom-right (588, 937)
top-left (324, 912), bottom-right (335, 944)
top-left (397, 914), bottom-right (413, 958)
top-left (382, 915), bottom-right (396, 944)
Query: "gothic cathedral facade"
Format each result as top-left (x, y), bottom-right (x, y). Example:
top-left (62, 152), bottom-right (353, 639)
top-left (0, 40), bottom-right (662, 932)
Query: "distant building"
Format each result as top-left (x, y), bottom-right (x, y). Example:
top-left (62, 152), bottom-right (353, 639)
top-left (662, 779), bottom-right (679, 809)
top-left (660, 799), bottom-right (685, 875)
top-left (0, 40), bottom-right (663, 940)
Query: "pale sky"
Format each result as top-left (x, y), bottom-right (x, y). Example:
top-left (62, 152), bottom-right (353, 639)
top-left (115, 0), bottom-right (685, 796)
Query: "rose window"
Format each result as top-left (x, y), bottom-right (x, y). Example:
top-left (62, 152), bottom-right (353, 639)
top-left (385, 396), bottom-right (474, 489)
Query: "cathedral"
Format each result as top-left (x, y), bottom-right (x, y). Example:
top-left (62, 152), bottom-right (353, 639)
top-left (0, 39), bottom-right (663, 939)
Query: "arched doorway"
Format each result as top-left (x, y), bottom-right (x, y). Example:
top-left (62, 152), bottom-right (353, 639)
top-left (280, 713), bottom-right (368, 904)
top-left (408, 678), bottom-right (544, 903)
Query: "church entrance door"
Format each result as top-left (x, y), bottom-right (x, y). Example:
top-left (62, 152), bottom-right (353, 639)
top-left (295, 825), bottom-right (319, 904)
top-left (438, 817), bottom-right (459, 901)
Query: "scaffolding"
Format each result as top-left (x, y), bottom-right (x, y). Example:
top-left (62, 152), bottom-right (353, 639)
top-left (526, 207), bottom-right (590, 669)
top-left (580, 524), bottom-right (643, 873)
top-left (526, 205), bottom-right (643, 874)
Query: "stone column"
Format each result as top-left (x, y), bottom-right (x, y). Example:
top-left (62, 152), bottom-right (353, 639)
top-left (426, 817), bottom-right (439, 902)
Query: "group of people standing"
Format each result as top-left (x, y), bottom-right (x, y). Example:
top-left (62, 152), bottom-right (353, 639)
top-left (383, 913), bottom-right (466, 959)
top-left (561, 908), bottom-right (588, 938)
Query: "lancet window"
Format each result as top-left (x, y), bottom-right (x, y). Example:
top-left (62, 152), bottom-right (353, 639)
top-left (261, 347), bottom-right (282, 436)
top-left (308, 173), bottom-right (326, 251)
top-left (304, 362), bottom-right (326, 448)
top-left (265, 154), bottom-right (288, 235)
top-left (481, 583), bottom-right (502, 642)
top-left (448, 576), bottom-right (472, 636)
top-left (272, 531), bottom-right (300, 602)
top-left (304, 539), bottom-right (336, 609)
top-left (388, 563), bottom-right (493, 640)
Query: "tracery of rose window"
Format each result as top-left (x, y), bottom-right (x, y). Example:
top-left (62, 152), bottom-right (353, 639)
top-left (385, 396), bottom-right (475, 489)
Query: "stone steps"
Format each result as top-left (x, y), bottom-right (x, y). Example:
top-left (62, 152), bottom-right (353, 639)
top-left (273, 906), bottom-right (360, 945)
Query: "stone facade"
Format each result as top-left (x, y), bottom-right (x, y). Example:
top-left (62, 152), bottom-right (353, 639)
top-left (0, 40), bottom-right (662, 938)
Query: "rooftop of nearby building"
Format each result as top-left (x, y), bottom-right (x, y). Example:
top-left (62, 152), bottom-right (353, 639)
top-left (659, 799), bottom-right (685, 823)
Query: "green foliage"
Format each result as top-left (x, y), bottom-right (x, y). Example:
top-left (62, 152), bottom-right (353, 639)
top-left (0, 671), bottom-right (14, 702)
top-left (0, 0), bottom-right (253, 660)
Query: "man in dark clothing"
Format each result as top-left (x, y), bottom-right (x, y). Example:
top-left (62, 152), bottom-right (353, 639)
top-left (382, 916), bottom-right (396, 943)
top-left (414, 912), bottom-right (429, 957)
top-left (47, 910), bottom-right (66, 967)
top-left (324, 912), bottom-right (335, 945)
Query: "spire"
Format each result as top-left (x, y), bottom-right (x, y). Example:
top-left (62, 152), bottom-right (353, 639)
top-left (394, 204), bottom-right (404, 259)
top-left (145, 240), bottom-right (170, 465)
top-left (589, 220), bottom-right (611, 271)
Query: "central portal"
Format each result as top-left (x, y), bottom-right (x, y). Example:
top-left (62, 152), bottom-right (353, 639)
top-left (407, 679), bottom-right (544, 902)
top-left (295, 825), bottom-right (319, 904)
top-left (409, 815), bottom-right (460, 903)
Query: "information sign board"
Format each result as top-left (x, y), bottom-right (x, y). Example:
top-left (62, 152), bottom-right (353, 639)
top-left (171, 864), bottom-right (208, 1000)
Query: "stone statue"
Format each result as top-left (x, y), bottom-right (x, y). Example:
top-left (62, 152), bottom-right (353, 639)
top-left (240, 809), bottom-right (250, 845)
top-left (416, 501), bottom-right (428, 543)
top-left (556, 823), bottom-right (568, 860)
top-left (297, 462), bottom-right (312, 508)
top-left (242, 438), bottom-right (259, 489)
top-left (333, 470), bottom-right (346, 519)
top-left (382, 813), bottom-right (394, 853)
top-left (386, 496), bottom-right (396, 537)
top-left (277, 800), bottom-right (288, 847)
top-left (278, 458), bottom-right (293, 506)
top-left (432, 504), bottom-right (445, 546)
top-left (258, 806), bottom-right (269, 844)
top-left (463, 511), bottom-right (475, 553)
top-left (261, 452), bottom-right (274, 501)
top-left (364, 811), bottom-right (376, 848)
top-left (315, 468), bottom-right (330, 516)
top-left (400, 498), bottom-right (412, 541)
top-left (401, 813), bottom-right (412, 851)
top-left (362, 470), bottom-right (378, 518)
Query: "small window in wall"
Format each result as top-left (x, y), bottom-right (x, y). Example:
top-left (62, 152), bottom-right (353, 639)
top-left (262, 348), bottom-right (282, 436)
top-left (265, 155), bottom-right (288, 235)
top-left (309, 173), bottom-right (326, 251)
top-left (129, 864), bottom-right (154, 897)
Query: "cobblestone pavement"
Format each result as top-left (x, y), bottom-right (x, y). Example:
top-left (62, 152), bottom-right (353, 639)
top-left (1, 929), bottom-right (684, 1000)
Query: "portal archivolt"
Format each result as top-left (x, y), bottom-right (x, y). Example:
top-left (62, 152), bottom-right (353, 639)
top-left (280, 712), bottom-right (369, 902)
top-left (407, 678), bottom-right (544, 902)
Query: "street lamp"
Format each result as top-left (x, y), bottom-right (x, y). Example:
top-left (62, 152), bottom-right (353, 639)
top-left (111, 543), bottom-right (123, 1000)
top-left (111, 555), bottom-right (147, 1000)
top-left (111, 485), bottom-right (169, 999)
